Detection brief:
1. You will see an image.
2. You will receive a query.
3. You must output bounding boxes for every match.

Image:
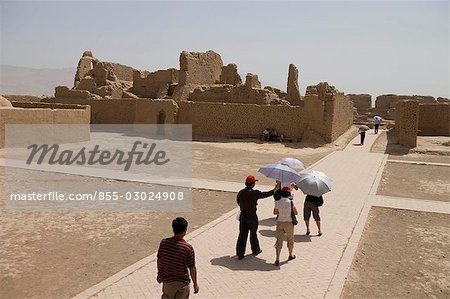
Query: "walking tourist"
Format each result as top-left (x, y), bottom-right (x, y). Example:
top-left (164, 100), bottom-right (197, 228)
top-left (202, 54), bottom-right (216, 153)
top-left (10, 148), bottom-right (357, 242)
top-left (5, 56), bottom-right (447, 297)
top-left (157, 217), bottom-right (199, 298)
top-left (273, 187), bottom-right (298, 266)
top-left (236, 175), bottom-right (279, 259)
top-left (359, 126), bottom-right (367, 145)
top-left (304, 194), bottom-right (323, 236)
top-left (373, 116), bottom-right (383, 134)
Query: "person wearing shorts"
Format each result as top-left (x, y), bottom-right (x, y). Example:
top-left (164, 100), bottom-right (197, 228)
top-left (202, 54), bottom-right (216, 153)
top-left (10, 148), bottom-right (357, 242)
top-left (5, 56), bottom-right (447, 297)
top-left (303, 195), bottom-right (323, 236)
top-left (273, 187), bottom-right (298, 266)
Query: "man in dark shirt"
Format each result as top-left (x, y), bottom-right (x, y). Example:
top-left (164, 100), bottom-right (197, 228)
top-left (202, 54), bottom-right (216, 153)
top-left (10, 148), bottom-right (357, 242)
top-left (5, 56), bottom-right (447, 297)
top-left (236, 175), bottom-right (279, 259)
top-left (157, 217), bottom-right (199, 298)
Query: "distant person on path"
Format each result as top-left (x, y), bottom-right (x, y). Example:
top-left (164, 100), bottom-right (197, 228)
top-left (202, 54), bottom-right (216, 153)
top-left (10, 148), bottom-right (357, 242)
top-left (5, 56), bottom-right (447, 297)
top-left (373, 116), bottom-right (383, 134)
top-left (304, 194), bottom-right (323, 236)
top-left (273, 186), bottom-right (298, 266)
top-left (358, 125), bottom-right (368, 145)
top-left (236, 175), bottom-right (279, 259)
top-left (157, 217), bottom-right (199, 298)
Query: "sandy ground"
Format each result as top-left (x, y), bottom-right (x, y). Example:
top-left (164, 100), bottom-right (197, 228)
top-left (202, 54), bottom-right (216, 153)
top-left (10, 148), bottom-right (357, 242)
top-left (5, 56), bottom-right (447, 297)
top-left (372, 131), bottom-right (450, 201)
top-left (377, 162), bottom-right (450, 202)
top-left (0, 129), bottom-right (360, 299)
top-left (371, 131), bottom-right (450, 164)
top-left (342, 207), bottom-right (450, 298)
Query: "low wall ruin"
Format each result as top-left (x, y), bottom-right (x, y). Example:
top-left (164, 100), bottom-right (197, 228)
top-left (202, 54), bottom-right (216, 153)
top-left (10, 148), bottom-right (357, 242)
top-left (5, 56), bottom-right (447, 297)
top-left (43, 98), bottom-right (178, 125)
top-left (347, 94), bottom-right (371, 114)
top-left (0, 102), bottom-right (90, 148)
top-left (177, 102), bottom-right (305, 139)
top-left (375, 94), bottom-right (435, 119)
top-left (418, 103), bottom-right (450, 136)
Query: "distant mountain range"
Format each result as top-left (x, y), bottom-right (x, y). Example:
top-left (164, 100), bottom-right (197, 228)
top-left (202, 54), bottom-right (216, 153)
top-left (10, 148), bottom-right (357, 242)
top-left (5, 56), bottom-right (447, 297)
top-left (0, 65), bottom-right (75, 96)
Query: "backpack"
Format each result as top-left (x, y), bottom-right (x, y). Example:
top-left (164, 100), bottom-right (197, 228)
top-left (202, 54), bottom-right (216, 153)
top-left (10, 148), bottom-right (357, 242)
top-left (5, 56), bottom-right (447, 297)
top-left (316, 196), bottom-right (324, 207)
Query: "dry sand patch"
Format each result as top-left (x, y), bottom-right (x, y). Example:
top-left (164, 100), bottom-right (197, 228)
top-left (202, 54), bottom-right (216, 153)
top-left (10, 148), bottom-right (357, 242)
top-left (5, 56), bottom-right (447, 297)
top-left (377, 162), bottom-right (450, 202)
top-left (342, 207), bottom-right (450, 298)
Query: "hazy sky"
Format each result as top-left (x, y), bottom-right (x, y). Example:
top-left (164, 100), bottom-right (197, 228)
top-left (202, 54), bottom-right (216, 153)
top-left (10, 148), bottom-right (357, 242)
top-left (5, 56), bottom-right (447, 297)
top-left (0, 1), bottom-right (448, 98)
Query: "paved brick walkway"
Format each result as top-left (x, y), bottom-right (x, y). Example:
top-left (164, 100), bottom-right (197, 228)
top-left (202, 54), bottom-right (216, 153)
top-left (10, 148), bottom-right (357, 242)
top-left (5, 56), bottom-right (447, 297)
top-left (74, 132), bottom-right (391, 299)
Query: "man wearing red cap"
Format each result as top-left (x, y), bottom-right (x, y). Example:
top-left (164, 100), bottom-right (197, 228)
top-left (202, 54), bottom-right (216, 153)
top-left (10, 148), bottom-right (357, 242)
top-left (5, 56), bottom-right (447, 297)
top-left (236, 175), bottom-right (279, 259)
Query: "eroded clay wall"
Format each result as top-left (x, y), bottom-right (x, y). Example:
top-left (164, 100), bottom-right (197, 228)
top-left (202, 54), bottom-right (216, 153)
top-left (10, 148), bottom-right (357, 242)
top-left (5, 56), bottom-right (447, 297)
top-left (134, 99), bottom-right (178, 124)
top-left (303, 93), bottom-right (353, 142)
top-left (395, 100), bottom-right (419, 147)
top-left (189, 85), bottom-right (231, 103)
top-left (303, 95), bottom-right (324, 136)
top-left (418, 103), bottom-right (450, 136)
top-left (325, 94), bottom-right (354, 142)
top-left (0, 104), bottom-right (90, 148)
top-left (44, 98), bottom-right (178, 125)
top-left (179, 51), bottom-right (223, 85)
top-left (287, 64), bottom-right (302, 106)
top-left (2, 95), bottom-right (43, 103)
top-left (219, 64), bottom-right (241, 85)
top-left (44, 98), bottom-right (134, 124)
top-left (375, 94), bottom-right (435, 119)
top-left (177, 102), bottom-right (305, 139)
top-left (347, 94), bottom-right (371, 114)
top-left (132, 69), bottom-right (179, 98)
top-left (103, 62), bottom-right (136, 82)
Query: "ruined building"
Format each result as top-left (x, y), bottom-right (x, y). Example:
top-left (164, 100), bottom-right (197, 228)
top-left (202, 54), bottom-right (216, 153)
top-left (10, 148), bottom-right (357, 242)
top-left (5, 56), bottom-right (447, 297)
top-left (44, 50), bottom-right (355, 143)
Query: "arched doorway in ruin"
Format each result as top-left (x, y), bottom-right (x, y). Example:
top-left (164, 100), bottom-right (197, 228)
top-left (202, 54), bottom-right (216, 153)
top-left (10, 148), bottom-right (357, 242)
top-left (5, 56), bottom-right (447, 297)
top-left (157, 109), bottom-right (166, 136)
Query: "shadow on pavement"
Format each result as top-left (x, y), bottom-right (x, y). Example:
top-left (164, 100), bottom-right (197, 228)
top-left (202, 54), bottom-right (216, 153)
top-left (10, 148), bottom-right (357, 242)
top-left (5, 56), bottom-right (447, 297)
top-left (259, 217), bottom-right (277, 227)
top-left (210, 255), bottom-right (278, 271)
top-left (259, 229), bottom-right (312, 242)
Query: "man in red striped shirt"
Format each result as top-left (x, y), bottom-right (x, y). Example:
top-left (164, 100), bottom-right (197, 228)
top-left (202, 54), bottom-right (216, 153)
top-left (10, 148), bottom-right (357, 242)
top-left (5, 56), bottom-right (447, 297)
top-left (157, 217), bottom-right (199, 298)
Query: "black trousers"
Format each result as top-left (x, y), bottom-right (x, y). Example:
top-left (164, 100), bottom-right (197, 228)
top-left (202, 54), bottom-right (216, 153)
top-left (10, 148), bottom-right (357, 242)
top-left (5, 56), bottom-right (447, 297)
top-left (236, 213), bottom-right (260, 257)
top-left (360, 132), bottom-right (366, 145)
top-left (374, 124), bottom-right (379, 134)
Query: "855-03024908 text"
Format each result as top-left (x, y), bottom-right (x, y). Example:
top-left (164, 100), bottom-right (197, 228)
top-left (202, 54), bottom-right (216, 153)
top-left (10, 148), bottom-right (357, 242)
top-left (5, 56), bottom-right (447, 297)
top-left (9, 191), bottom-right (185, 201)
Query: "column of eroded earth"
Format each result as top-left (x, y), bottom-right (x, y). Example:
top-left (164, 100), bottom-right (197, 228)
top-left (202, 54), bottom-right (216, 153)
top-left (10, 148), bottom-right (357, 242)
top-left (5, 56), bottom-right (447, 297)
top-left (287, 64), bottom-right (302, 106)
top-left (395, 100), bottom-right (419, 147)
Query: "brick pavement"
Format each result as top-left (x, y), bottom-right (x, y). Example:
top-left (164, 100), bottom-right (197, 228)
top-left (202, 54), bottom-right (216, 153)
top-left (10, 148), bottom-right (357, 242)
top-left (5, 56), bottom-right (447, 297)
top-left (74, 131), bottom-right (428, 299)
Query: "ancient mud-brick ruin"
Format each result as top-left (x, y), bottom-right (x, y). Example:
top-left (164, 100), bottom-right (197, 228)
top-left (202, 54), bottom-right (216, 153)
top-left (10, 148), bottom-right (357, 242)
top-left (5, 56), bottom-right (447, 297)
top-left (0, 95), bottom-right (90, 148)
top-left (394, 99), bottom-right (450, 147)
top-left (374, 94), bottom-right (436, 119)
top-left (42, 50), bottom-right (355, 143)
top-left (347, 94), bottom-right (371, 115)
top-left (395, 100), bottom-right (420, 147)
top-left (3, 50), bottom-right (449, 149)
top-left (287, 64), bottom-right (302, 106)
